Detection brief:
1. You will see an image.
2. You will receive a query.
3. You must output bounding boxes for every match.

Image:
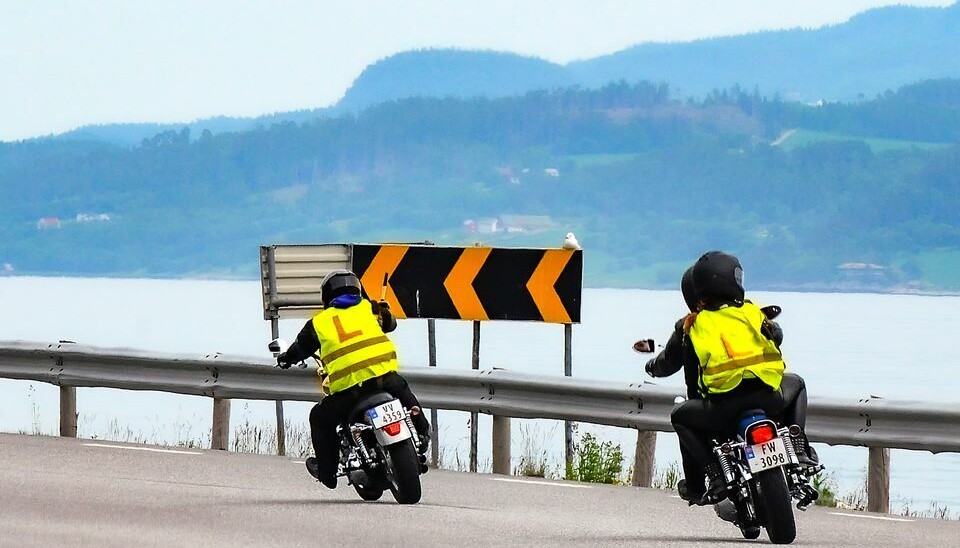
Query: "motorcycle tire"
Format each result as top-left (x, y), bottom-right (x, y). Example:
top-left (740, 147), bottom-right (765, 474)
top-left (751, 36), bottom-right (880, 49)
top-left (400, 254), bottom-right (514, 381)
top-left (353, 482), bottom-right (384, 501)
top-left (383, 439), bottom-right (422, 504)
top-left (756, 468), bottom-right (797, 544)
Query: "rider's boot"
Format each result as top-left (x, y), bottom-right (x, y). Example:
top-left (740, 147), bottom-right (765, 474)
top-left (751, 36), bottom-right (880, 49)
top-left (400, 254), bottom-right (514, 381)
top-left (678, 478), bottom-right (705, 504)
top-left (417, 434), bottom-right (430, 474)
top-left (306, 457), bottom-right (337, 489)
top-left (698, 462), bottom-right (727, 506)
top-left (792, 432), bottom-right (821, 467)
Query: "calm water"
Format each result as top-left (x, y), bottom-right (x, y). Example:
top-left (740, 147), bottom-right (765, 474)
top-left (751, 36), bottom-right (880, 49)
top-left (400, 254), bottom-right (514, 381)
top-left (2, 276), bottom-right (959, 514)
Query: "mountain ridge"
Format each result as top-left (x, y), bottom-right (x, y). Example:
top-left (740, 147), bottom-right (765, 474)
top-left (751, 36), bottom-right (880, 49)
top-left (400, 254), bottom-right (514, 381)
top-left (27, 2), bottom-right (960, 147)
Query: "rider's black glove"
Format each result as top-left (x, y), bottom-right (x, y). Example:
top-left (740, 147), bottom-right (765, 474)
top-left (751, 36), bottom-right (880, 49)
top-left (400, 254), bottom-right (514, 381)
top-left (276, 352), bottom-right (293, 369)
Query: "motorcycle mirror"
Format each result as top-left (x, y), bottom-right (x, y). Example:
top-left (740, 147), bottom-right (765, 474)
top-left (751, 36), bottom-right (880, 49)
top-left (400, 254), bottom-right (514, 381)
top-left (268, 338), bottom-right (289, 354)
top-left (761, 305), bottom-right (782, 320)
top-left (632, 338), bottom-right (656, 354)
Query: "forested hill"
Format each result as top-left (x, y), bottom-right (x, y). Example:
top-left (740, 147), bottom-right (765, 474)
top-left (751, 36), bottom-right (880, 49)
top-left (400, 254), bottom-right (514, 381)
top-left (40, 2), bottom-right (960, 147)
top-left (2, 78), bottom-right (959, 291)
top-left (339, 3), bottom-right (960, 112)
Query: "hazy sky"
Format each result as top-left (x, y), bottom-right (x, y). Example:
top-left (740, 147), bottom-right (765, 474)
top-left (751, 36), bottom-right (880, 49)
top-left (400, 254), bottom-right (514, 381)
top-left (1, 0), bottom-right (954, 141)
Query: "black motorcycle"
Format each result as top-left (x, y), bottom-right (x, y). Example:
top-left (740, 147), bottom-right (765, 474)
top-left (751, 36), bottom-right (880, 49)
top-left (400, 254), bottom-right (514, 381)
top-left (269, 339), bottom-right (425, 504)
top-left (336, 390), bottom-right (425, 504)
top-left (708, 410), bottom-right (823, 544)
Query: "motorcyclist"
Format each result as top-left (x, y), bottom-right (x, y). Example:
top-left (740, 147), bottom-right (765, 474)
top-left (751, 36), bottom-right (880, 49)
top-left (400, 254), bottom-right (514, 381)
top-left (645, 265), bottom-right (819, 475)
top-left (645, 252), bottom-right (801, 506)
top-left (276, 269), bottom-right (430, 489)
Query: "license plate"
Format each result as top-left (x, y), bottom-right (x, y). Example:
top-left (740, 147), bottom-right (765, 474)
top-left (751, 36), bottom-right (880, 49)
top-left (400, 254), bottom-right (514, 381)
top-left (745, 437), bottom-right (788, 473)
top-left (366, 400), bottom-right (407, 429)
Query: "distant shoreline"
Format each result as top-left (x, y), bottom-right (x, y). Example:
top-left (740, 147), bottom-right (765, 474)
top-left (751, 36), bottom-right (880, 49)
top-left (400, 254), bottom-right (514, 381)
top-left (3, 272), bottom-right (958, 297)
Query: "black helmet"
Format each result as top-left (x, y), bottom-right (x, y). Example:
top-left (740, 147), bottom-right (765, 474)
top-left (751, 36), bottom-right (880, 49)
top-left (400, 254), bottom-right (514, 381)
top-left (680, 266), bottom-right (699, 312)
top-left (321, 269), bottom-right (362, 307)
top-left (692, 251), bottom-right (744, 308)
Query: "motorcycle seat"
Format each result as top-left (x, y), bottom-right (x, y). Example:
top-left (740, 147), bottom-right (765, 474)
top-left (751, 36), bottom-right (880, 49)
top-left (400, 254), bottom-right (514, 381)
top-left (347, 391), bottom-right (397, 424)
top-left (736, 409), bottom-right (770, 437)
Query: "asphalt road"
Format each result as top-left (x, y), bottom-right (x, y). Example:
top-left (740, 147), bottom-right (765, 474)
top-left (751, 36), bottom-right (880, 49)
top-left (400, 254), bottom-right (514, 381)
top-left (1, 433), bottom-right (956, 547)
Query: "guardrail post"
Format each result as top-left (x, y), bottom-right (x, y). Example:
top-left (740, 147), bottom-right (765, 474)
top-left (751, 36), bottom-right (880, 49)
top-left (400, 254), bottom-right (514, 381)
top-left (59, 386), bottom-right (77, 438)
top-left (211, 397), bottom-right (231, 450)
top-left (428, 319), bottom-right (440, 468)
top-left (867, 447), bottom-right (890, 513)
top-left (632, 430), bottom-right (656, 487)
top-left (492, 415), bottom-right (511, 475)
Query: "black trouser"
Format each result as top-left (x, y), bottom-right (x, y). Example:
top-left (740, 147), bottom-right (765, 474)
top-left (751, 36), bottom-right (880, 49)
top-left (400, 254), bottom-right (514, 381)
top-left (671, 379), bottom-right (786, 493)
top-left (309, 371), bottom-right (430, 480)
top-left (779, 372), bottom-right (808, 429)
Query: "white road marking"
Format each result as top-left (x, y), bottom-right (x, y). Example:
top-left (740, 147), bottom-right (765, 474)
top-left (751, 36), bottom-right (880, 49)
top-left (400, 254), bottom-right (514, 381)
top-left (490, 477), bottom-right (592, 489)
top-left (829, 512), bottom-right (914, 522)
top-left (83, 443), bottom-right (201, 455)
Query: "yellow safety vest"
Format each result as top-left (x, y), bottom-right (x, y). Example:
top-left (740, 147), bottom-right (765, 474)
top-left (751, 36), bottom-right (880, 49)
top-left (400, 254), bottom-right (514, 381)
top-left (312, 299), bottom-right (399, 394)
top-left (688, 301), bottom-right (784, 396)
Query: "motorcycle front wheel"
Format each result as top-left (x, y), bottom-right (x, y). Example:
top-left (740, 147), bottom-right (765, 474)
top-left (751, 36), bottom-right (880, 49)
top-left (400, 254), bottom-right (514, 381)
top-left (756, 467), bottom-right (797, 544)
top-left (383, 439), bottom-right (422, 504)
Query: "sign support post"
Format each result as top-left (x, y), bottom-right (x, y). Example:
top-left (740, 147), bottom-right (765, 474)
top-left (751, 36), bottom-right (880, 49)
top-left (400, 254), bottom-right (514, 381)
top-left (266, 246), bottom-right (287, 457)
top-left (564, 323), bottom-right (574, 474)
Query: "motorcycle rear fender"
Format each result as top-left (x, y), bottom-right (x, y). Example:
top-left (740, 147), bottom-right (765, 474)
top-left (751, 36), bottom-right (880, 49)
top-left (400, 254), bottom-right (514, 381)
top-left (374, 419), bottom-right (412, 446)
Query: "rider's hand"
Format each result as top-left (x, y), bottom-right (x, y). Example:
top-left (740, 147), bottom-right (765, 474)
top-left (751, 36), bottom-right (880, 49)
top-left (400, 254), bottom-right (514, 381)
top-left (378, 299), bottom-right (390, 311)
top-left (276, 352), bottom-right (293, 369)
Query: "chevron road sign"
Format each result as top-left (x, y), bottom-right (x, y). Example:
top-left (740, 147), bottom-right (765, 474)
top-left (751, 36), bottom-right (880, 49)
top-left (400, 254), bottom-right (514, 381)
top-left (352, 244), bottom-right (582, 323)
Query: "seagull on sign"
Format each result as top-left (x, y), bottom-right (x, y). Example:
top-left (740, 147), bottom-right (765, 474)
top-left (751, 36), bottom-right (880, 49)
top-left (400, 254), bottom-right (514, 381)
top-left (563, 232), bottom-right (581, 250)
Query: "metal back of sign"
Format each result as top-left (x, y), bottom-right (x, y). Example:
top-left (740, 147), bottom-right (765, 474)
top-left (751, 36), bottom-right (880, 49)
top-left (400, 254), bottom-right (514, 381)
top-left (259, 244), bottom-right (350, 320)
top-left (352, 244), bottom-right (582, 323)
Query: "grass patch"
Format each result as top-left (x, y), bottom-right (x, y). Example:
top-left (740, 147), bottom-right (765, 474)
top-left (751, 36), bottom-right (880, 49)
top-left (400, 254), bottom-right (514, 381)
top-left (651, 461), bottom-right (681, 491)
top-left (514, 423), bottom-right (556, 478)
top-left (778, 128), bottom-right (953, 153)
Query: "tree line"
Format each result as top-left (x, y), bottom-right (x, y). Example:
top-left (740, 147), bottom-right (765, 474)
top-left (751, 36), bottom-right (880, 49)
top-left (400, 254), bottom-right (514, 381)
top-left (1, 79), bottom-right (958, 289)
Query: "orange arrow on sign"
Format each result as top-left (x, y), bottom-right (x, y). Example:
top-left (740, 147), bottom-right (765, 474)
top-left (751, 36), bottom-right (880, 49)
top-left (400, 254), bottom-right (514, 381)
top-left (358, 245), bottom-right (409, 318)
top-left (526, 249), bottom-right (574, 324)
top-left (443, 247), bottom-right (491, 321)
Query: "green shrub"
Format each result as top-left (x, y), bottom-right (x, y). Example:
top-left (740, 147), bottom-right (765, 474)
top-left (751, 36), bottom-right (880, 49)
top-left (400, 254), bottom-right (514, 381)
top-left (565, 432), bottom-right (624, 484)
top-left (812, 471), bottom-right (838, 507)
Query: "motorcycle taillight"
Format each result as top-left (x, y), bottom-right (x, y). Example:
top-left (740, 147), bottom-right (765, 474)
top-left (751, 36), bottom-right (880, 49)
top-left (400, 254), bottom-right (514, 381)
top-left (748, 423), bottom-right (777, 444)
top-left (383, 422), bottom-right (402, 436)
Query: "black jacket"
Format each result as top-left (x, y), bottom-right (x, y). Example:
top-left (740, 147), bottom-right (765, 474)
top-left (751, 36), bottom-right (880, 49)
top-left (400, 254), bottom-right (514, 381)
top-left (282, 300), bottom-right (397, 364)
top-left (645, 317), bottom-right (702, 400)
top-left (645, 305), bottom-right (783, 400)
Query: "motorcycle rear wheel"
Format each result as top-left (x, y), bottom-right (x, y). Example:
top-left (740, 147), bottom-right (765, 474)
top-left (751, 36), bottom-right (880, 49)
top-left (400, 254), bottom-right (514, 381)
top-left (383, 440), bottom-right (422, 504)
top-left (756, 468), bottom-right (797, 544)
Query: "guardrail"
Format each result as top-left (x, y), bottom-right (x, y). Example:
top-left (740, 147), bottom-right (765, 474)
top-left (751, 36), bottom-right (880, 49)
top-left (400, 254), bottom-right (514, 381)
top-left (4, 341), bottom-right (957, 513)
